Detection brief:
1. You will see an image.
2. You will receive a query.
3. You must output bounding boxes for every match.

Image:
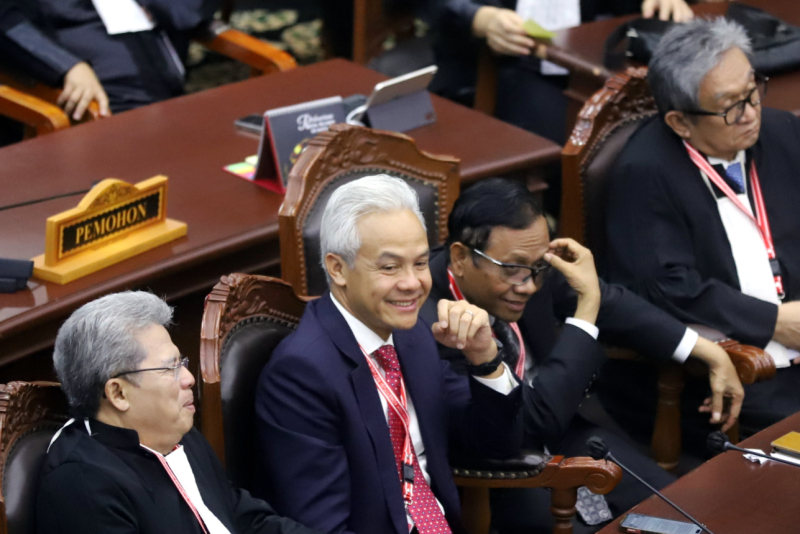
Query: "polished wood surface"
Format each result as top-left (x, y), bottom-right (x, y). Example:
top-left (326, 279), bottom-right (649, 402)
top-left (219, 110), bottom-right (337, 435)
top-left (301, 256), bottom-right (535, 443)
top-left (598, 411), bottom-right (800, 533)
top-left (0, 59), bottom-right (558, 376)
top-left (552, 0), bottom-right (800, 115)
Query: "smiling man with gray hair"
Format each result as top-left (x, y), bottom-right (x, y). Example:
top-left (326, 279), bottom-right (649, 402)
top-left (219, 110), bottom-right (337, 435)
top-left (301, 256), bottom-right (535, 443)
top-left (254, 175), bottom-right (523, 534)
top-left (38, 291), bottom-right (319, 534)
top-left (602, 17), bottom-right (800, 449)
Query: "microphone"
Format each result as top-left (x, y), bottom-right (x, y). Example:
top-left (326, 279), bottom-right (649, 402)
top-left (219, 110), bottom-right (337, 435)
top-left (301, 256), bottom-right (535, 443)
top-left (586, 437), bottom-right (716, 534)
top-left (707, 431), bottom-right (800, 468)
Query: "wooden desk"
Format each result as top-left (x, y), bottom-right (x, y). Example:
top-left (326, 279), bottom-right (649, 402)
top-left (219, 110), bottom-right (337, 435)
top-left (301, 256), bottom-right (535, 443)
top-left (552, 0), bottom-right (800, 117)
top-left (0, 59), bottom-right (559, 380)
top-left (598, 411), bottom-right (800, 533)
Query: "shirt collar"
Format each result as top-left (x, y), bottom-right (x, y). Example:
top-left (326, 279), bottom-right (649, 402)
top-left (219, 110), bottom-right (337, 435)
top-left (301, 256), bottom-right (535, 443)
top-left (707, 149), bottom-right (746, 169)
top-left (330, 293), bottom-right (393, 354)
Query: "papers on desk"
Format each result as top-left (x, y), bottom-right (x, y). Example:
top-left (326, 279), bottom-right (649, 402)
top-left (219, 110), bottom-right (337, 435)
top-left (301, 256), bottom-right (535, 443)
top-left (771, 451), bottom-right (800, 466)
top-left (92, 0), bottom-right (155, 35)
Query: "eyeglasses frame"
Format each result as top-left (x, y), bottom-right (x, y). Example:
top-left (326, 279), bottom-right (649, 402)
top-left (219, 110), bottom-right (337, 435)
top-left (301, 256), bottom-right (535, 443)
top-left (113, 356), bottom-right (189, 381)
top-left (682, 73), bottom-right (769, 126)
top-left (470, 248), bottom-right (551, 286)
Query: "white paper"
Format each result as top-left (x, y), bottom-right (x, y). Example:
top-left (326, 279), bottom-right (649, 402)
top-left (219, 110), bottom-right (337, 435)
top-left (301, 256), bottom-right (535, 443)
top-left (516, 0), bottom-right (579, 76)
top-left (743, 448), bottom-right (769, 464)
top-left (92, 0), bottom-right (155, 35)
top-left (771, 451), bottom-right (800, 466)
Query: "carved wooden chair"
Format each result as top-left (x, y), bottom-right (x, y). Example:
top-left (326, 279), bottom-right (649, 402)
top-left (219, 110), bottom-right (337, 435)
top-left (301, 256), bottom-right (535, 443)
top-left (199, 273), bottom-right (622, 534)
top-left (560, 67), bottom-right (776, 469)
top-left (278, 123), bottom-right (460, 297)
top-left (0, 19), bottom-right (295, 139)
top-left (0, 381), bottom-right (70, 534)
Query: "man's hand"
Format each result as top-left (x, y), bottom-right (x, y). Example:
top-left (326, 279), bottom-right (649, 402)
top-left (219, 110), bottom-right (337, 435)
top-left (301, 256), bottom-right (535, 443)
top-left (58, 62), bottom-right (111, 121)
top-left (472, 7), bottom-right (534, 56)
top-left (773, 301), bottom-right (800, 350)
top-left (641, 0), bottom-right (694, 22)
top-left (691, 337), bottom-right (744, 432)
top-left (432, 299), bottom-right (503, 377)
top-left (544, 238), bottom-right (601, 325)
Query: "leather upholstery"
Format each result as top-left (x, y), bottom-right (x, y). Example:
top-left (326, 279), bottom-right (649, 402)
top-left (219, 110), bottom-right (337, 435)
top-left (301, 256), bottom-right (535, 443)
top-left (302, 170), bottom-right (441, 296)
top-left (583, 114), bottom-right (655, 264)
top-left (220, 317), bottom-right (295, 491)
top-left (3, 426), bottom-right (61, 534)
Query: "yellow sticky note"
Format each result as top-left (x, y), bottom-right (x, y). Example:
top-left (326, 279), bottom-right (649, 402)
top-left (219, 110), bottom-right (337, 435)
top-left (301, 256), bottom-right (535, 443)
top-left (523, 19), bottom-right (555, 40)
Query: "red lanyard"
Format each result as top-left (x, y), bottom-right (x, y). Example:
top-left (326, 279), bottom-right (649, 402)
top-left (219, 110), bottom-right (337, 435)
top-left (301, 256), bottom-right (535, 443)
top-left (145, 445), bottom-right (209, 534)
top-left (684, 142), bottom-right (785, 299)
top-left (446, 269), bottom-right (526, 378)
top-left (360, 345), bottom-right (416, 506)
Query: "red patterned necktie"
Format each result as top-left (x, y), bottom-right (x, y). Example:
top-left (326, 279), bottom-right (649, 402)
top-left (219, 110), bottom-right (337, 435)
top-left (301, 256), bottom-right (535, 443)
top-left (372, 345), bottom-right (453, 534)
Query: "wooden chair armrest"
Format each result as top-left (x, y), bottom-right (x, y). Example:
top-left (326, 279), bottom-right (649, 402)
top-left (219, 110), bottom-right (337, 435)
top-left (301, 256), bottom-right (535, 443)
top-left (718, 340), bottom-right (776, 385)
top-left (452, 453), bottom-right (621, 492)
top-left (194, 20), bottom-right (296, 75)
top-left (0, 85), bottom-right (70, 136)
top-left (684, 323), bottom-right (776, 384)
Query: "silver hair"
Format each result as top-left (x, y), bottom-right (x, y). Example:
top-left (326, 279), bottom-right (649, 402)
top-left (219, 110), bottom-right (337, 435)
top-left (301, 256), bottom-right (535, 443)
top-left (53, 291), bottom-right (173, 418)
top-left (648, 17), bottom-right (752, 115)
top-left (319, 174), bottom-right (426, 281)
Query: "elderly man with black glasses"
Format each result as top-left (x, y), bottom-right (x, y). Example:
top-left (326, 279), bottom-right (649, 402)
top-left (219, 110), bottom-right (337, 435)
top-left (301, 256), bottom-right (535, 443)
top-left (603, 18), bottom-right (800, 453)
top-left (37, 291), bottom-right (319, 534)
top-left (419, 178), bottom-right (743, 534)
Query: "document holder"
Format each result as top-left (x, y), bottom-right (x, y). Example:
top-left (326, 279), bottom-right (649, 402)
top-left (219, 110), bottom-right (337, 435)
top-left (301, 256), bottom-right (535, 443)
top-left (366, 90), bottom-right (436, 133)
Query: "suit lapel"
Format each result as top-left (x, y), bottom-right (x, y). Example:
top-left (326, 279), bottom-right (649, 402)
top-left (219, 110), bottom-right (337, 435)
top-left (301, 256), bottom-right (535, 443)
top-left (316, 294), bottom-right (409, 534)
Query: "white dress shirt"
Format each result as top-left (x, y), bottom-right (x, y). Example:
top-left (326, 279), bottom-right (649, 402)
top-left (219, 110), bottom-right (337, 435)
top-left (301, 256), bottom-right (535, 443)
top-left (330, 295), bottom-right (516, 528)
top-left (701, 152), bottom-right (797, 367)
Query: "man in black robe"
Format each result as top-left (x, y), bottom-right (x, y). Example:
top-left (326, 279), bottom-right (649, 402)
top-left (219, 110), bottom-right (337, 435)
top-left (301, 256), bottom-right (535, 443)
top-left (37, 291), bottom-right (318, 534)
top-left (603, 18), bottom-right (800, 449)
top-left (418, 178), bottom-right (743, 533)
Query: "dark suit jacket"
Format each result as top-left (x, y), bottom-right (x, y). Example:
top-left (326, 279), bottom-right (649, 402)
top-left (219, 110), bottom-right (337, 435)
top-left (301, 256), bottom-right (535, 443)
top-left (419, 249), bottom-right (686, 449)
top-left (38, 420), bottom-right (316, 534)
top-left (0, 0), bottom-right (217, 111)
top-left (430, 0), bottom-right (641, 99)
top-left (254, 293), bottom-right (523, 534)
top-left (605, 108), bottom-right (800, 348)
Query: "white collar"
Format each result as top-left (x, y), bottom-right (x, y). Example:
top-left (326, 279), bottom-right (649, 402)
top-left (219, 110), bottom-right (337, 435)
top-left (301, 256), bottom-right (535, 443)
top-left (330, 293), bottom-right (394, 355)
top-left (707, 150), bottom-right (746, 170)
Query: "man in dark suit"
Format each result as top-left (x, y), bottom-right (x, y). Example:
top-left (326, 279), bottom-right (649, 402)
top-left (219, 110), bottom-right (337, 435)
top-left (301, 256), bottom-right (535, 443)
top-left (0, 0), bottom-right (217, 119)
top-left (603, 18), bottom-right (800, 446)
top-left (430, 0), bottom-right (693, 143)
top-left (254, 175), bottom-right (523, 534)
top-left (39, 291), bottom-right (317, 534)
top-left (418, 178), bottom-right (743, 533)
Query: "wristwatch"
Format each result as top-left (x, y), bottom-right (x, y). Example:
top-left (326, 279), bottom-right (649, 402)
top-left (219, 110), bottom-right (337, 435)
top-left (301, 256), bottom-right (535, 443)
top-left (465, 349), bottom-right (505, 377)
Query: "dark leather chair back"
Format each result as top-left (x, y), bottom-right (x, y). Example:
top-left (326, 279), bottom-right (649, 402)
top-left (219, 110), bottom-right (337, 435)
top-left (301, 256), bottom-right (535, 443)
top-left (278, 123), bottom-right (460, 297)
top-left (0, 382), bottom-right (69, 534)
top-left (200, 275), bottom-right (309, 489)
top-left (218, 317), bottom-right (296, 491)
top-left (560, 67), bottom-right (656, 263)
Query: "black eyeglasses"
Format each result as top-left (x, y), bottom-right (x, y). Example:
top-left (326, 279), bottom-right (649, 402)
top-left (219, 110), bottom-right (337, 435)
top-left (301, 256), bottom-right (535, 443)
top-left (471, 248), bottom-right (551, 286)
top-left (113, 356), bottom-right (189, 381)
top-left (683, 74), bottom-right (768, 125)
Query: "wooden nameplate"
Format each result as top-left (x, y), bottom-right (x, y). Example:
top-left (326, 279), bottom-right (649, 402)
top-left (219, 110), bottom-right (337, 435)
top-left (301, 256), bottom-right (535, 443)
top-left (32, 176), bottom-right (187, 284)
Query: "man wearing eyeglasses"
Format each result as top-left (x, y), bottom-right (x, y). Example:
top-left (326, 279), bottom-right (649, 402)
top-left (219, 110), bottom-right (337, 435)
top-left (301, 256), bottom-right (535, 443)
top-left (604, 18), bottom-right (800, 447)
top-left (37, 291), bottom-right (319, 534)
top-left (419, 178), bottom-right (743, 533)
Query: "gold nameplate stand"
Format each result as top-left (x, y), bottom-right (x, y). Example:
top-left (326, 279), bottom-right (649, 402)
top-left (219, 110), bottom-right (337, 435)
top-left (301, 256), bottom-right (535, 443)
top-left (32, 176), bottom-right (187, 284)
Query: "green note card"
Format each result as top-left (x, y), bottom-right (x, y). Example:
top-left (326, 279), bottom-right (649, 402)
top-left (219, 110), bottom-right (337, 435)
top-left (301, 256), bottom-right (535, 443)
top-left (523, 19), bottom-right (555, 40)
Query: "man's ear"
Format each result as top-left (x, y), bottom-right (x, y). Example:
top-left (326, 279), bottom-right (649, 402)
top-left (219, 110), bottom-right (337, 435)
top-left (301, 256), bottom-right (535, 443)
top-left (103, 379), bottom-right (131, 413)
top-left (664, 111), bottom-right (692, 139)
top-left (449, 242), bottom-right (470, 277)
top-left (325, 252), bottom-right (348, 288)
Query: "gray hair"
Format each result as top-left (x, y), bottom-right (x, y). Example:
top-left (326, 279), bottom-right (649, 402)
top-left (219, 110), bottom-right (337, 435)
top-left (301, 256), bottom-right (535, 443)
top-left (648, 17), bottom-right (752, 115)
top-left (53, 291), bottom-right (173, 418)
top-left (319, 175), bottom-right (426, 280)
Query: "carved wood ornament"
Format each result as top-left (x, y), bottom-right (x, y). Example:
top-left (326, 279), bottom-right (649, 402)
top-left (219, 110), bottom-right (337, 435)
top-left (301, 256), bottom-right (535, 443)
top-left (278, 124), bottom-right (460, 296)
